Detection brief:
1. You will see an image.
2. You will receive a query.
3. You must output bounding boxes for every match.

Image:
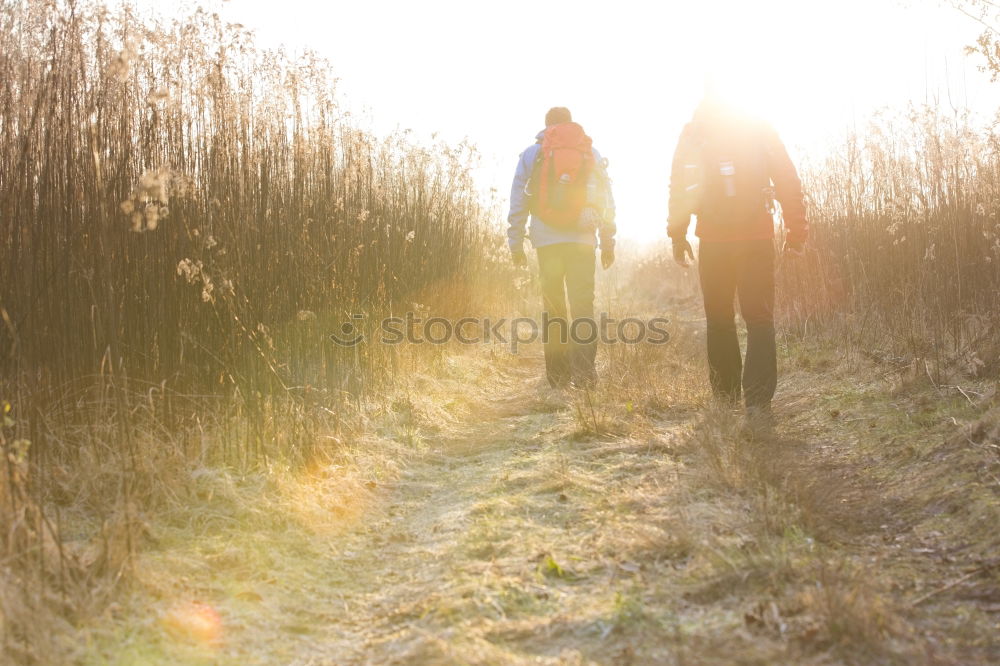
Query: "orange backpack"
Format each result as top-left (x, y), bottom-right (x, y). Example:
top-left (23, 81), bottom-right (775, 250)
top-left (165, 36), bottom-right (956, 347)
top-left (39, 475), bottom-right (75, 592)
top-left (527, 123), bottom-right (595, 229)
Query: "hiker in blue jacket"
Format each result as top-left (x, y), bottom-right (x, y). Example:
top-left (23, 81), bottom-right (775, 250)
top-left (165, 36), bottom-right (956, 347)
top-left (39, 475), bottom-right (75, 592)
top-left (507, 107), bottom-right (616, 389)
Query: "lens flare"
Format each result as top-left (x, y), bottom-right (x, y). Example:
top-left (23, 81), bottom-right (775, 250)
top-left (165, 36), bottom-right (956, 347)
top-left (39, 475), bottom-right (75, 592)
top-left (161, 601), bottom-right (223, 645)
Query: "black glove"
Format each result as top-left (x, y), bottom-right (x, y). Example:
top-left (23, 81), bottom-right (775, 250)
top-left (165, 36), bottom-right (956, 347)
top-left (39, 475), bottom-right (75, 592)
top-left (672, 239), bottom-right (694, 267)
top-left (511, 248), bottom-right (528, 268)
top-left (601, 248), bottom-right (615, 269)
top-left (783, 239), bottom-right (805, 257)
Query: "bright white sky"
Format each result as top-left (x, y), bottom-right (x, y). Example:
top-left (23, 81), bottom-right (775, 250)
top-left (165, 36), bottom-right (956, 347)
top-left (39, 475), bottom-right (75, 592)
top-left (141, 0), bottom-right (999, 238)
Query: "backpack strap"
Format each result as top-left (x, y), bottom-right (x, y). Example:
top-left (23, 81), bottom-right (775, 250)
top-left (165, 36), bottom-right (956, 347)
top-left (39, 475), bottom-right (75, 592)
top-left (524, 142), bottom-right (545, 197)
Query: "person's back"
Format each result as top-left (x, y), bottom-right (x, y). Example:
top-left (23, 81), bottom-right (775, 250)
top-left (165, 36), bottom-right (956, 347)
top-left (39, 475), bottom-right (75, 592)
top-left (669, 100), bottom-right (807, 246)
top-left (508, 107), bottom-right (616, 389)
top-left (509, 110), bottom-right (616, 256)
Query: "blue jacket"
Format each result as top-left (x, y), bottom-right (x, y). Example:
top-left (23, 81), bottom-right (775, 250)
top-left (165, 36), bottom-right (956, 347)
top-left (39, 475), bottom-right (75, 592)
top-left (507, 129), bottom-right (616, 252)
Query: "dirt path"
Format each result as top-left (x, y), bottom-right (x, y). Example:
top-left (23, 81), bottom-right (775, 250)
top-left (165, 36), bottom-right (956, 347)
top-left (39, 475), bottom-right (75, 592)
top-left (91, 357), bottom-right (694, 664)
top-left (239, 361), bottom-right (691, 665)
top-left (290, 388), bottom-right (563, 663)
top-left (82, 346), bottom-right (1000, 665)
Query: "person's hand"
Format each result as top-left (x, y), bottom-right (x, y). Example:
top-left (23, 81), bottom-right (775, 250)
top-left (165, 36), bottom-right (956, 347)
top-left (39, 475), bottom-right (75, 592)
top-left (511, 248), bottom-right (528, 268)
top-left (601, 248), bottom-right (615, 269)
top-left (672, 239), bottom-right (695, 267)
top-left (783, 239), bottom-right (805, 258)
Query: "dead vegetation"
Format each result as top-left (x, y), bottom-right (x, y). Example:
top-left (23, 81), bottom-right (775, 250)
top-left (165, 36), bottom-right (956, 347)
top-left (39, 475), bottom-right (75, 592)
top-left (780, 106), bottom-right (1000, 385)
top-left (676, 336), bottom-right (1000, 664)
top-left (57, 310), bottom-right (997, 664)
top-left (0, 1), bottom-right (504, 660)
top-left (1, 1), bottom-right (999, 663)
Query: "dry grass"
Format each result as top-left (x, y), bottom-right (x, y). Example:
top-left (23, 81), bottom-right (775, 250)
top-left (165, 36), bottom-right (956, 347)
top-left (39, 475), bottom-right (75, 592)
top-left (0, 1), bottom-right (509, 660)
top-left (2, 1), bottom-right (999, 663)
top-left (780, 106), bottom-right (1000, 382)
top-left (18, 285), bottom-right (990, 665)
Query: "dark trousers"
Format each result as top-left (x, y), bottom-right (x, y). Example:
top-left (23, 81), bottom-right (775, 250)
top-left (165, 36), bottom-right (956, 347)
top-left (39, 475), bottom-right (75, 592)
top-left (536, 243), bottom-right (597, 387)
top-left (698, 239), bottom-right (777, 408)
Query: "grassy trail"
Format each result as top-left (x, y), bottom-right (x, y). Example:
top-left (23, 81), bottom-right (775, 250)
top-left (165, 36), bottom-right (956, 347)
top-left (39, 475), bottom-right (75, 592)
top-left (81, 341), bottom-right (1000, 665)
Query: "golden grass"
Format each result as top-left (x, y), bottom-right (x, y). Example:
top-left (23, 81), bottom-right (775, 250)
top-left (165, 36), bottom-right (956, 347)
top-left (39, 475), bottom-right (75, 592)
top-left (0, 1), bottom-right (511, 657)
top-left (2, 2), bottom-right (998, 663)
top-left (781, 106), bottom-right (1000, 382)
top-left (56, 303), bottom-right (995, 664)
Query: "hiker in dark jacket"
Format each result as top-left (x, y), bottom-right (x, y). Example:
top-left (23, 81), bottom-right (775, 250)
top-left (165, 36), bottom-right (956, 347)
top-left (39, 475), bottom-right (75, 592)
top-left (667, 93), bottom-right (808, 420)
top-left (508, 107), bottom-right (616, 389)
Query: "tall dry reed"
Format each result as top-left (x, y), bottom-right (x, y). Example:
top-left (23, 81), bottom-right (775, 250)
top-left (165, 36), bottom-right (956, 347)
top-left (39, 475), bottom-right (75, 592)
top-left (779, 106), bottom-right (1000, 380)
top-left (0, 2), bottom-right (507, 659)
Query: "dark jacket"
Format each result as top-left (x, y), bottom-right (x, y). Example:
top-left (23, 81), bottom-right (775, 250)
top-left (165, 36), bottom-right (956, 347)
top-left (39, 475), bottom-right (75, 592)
top-left (668, 106), bottom-right (808, 244)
